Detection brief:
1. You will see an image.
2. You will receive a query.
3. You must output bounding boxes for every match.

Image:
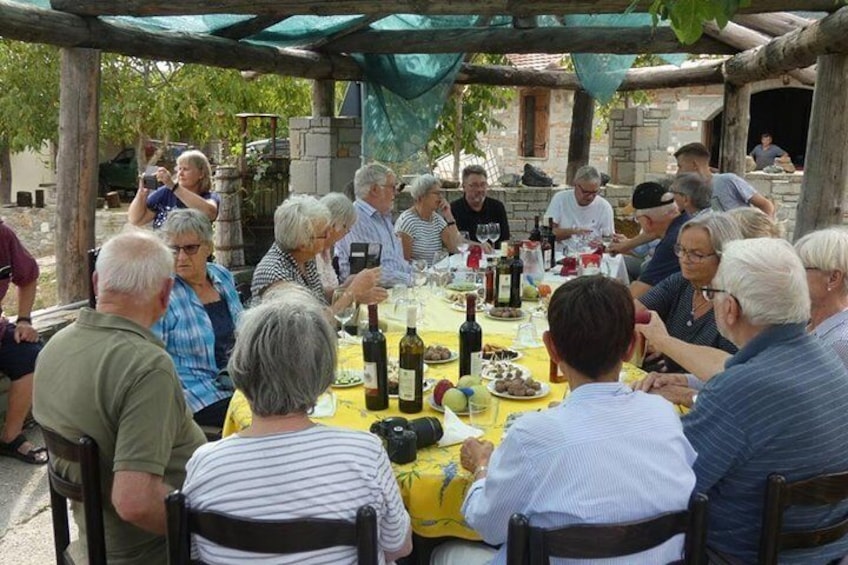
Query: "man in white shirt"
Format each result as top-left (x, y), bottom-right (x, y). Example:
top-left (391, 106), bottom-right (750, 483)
top-left (544, 165), bottom-right (614, 243)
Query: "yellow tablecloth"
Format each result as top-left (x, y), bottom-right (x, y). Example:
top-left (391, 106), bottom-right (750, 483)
top-left (223, 329), bottom-right (646, 540)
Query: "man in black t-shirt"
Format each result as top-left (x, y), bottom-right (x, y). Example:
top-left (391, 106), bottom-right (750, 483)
top-left (450, 165), bottom-right (511, 248)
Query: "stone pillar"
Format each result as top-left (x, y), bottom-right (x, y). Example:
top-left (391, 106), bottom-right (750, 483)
top-left (288, 117), bottom-right (362, 195)
top-left (608, 107), bottom-right (671, 186)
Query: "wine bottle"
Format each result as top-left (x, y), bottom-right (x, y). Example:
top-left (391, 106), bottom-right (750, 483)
top-left (546, 218), bottom-right (558, 270)
top-left (459, 294), bottom-right (483, 379)
top-left (398, 306), bottom-right (424, 414)
top-left (495, 246), bottom-right (512, 307)
top-left (509, 243), bottom-right (524, 308)
top-left (484, 258), bottom-right (495, 304)
top-left (529, 215), bottom-right (542, 242)
top-left (362, 304), bottom-right (388, 411)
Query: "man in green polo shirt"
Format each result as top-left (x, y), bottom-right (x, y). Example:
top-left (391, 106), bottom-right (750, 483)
top-left (33, 231), bottom-right (205, 564)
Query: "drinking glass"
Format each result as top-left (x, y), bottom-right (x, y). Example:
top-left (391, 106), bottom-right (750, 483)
top-left (601, 228), bottom-right (615, 249)
top-left (412, 259), bottom-right (428, 298)
top-left (432, 250), bottom-right (450, 293)
top-left (475, 223), bottom-right (490, 245)
top-left (457, 231), bottom-right (470, 264)
top-left (488, 223), bottom-right (501, 247)
top-left (332, 287), bottom-right (357, 344)
top-left (469, 396), bottom-right (499, 432)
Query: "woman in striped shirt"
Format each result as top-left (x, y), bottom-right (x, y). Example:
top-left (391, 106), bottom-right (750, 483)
top-left (395, 174), bottom-right (462, 266)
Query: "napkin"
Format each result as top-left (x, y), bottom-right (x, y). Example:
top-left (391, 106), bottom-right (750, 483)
top-left (437, 405), bottom-right (484, 447)
top-left (309, 391), bottom-right (337, 419)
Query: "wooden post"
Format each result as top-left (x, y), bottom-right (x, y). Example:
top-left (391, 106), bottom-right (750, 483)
top-left (566, 89), bottom-right (594, 183)
top-left (214, 166), bottom-right (245, 269)
top-left (311, 80), bottom-right (335, 117)
top-left (794, 53), bottom-right (848, 240)
top-left (719, 81), bottom-right (750, 176)
top-left (56, 47), bottom-right (99, 304)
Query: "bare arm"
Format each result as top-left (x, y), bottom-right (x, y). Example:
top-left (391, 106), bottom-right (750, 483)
top-left (173, 185), bottom-right (218, 221)
top-left (111, 470), bottom-right (171, 535)
top-left (609, 231), bottom-right (657, 255)
top-left (551, 222), bottom-right (591, 241)
top-left (629, 280), bottom-right (653, 300)
top-left (13, 278), bottom-right (39, 343)
top-left (397, 232), bottom-right (414, 262)
top-left (127, 182), bottom-right (155, 226)
top-left (748, 193), bottom-right (775, 217)
top-left (384, 529), bottom-right (413, 563)
top-left (637, 312), bottom-right (730, 380)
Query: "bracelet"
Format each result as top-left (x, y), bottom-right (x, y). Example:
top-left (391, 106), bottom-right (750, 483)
top-left (16, 316), bottom-right (32, 324)
top-left (473, 465), bottom-right (488, 479)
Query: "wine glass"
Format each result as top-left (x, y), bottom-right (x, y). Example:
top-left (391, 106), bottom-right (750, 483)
top-left (475, 223), bottom-right (491, 246)
top-left (411, 259), bottom-right (428, 298)
top-left (432, 250), bottom-right (449, 293)
top-left (332, 287), bottom-right (357, 344)
top-left (601, 228), bottom-right (615, 250)
top-left (457, 231), bottom-right (470, 264)
top-left (488, 223), bottom-right (501, 248)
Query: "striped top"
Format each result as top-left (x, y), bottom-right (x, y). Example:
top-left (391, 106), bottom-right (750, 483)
top-left (250, 243), bottom-right (325, 304)
top-left (812, 308), bottom-right (848, 370)
top-left (182, 425), bottom-right (411, 565)
top-left (462, 382), bottom-right (697, 565)
top-left (394, 208), bottom-right (448, 266)
top-left (683, 323), bottom-right (848, 563)
top-left (639, 272), bottom-right (737, 371)
top-left (335, 199), bottom-right (411, 288)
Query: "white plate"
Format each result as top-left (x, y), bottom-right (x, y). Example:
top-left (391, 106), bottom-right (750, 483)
top-left (389, 377), bottom-right (435, 399)
top-left (446, 282), bottom-right (477, 293)
top-left (332, 371), bottom-right (364, 388)
top-left (481, 362), bottom-right (532, 381)
top-left (485, 309), bottom-right (527, 322)
top-left (450, 302), bottom-right (485, 313)
top-left (427, 394), bottom-right (470, 416)
top-left (481, 348), bottom-right (523, 362)
top-left (424, 350), bottom-right (459, 364)
top-left (487, 380), bottom-right (550, 401)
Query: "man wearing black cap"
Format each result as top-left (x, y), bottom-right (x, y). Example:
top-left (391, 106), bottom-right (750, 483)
top-left (627, 182), bottom-right (688, 299)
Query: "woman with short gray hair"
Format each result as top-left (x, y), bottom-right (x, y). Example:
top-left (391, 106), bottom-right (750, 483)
top-left (181, 289), bottom-right (413, 564)
top-left (153, 209), bottom-right (243, 427)
top-left (395, 174), bottom-right (461, 265)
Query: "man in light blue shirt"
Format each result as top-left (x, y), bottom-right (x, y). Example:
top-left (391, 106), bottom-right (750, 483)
top-left (335, 163), bottom-right (411, 288)
top-left (432, 276), bottom-right (697, 565)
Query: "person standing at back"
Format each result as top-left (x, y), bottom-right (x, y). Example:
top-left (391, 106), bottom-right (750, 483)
top-left (674, 142), bottom-right (774, 216)
top-left (34, 231), bottom-right (205, 564)
top-left (450, 165), bottom-right (511, 248)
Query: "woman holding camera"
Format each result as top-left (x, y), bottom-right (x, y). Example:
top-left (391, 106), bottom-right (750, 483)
top-left (181, 287), bottom-right (412, 564)
top-left (128, 149), bottom-right (219, 229)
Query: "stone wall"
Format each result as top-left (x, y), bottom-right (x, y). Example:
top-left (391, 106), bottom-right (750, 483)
top-left (608, 107), bottom-right (673, 185)
top-left (288, 117), bottom-right (361, 195)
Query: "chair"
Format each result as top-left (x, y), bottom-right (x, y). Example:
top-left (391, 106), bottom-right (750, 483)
top-left (759, 471), bottom-right (848, 565)
top-left (41, 426), bottom-right (107, 565)
top-left (87, 248), bottom-right (100, 308)
top-left (165, 490), bottom-right (378, 565)
top-left (506, 493), bottom-right (709, 565)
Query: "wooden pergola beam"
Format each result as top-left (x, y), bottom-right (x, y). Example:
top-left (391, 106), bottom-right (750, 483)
top-left (212, 16), bottom-right (291, 41)
top-left (49, 0), bottom-right (839, 18)
top-left (725, 6), bottom-right (848, 85)
top-left (0, 0), bottom-right (362, 80)
top-left (732, 12), bottom-right (814, 38)
top-left (325, 26), bottom-right (736, 55)
top-left (455, 60), bottom-right (725, 90)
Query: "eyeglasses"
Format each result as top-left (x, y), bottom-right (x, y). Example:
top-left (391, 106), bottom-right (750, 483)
top-left (170, 244), bottom-right (202, 256)
top-left (575, 184), bottom-right (602, 197)
top-left (380, 183), bottom-right (398, 192)
top-left (674, 244), bottom-right (717, 263)
top-left (700, 287), bottom-right (731, 302)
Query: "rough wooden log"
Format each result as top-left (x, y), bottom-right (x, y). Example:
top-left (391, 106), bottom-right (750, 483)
top-left (455, 61), bottom-right (725, 90)
top-left (327, 26), bottom-right (736, 55)
top-left (565, 90), bottom-right (594, 183)
top-left (56, 48), bottom-right (99, 304)
top-left (794, 53), bottom-right (848, 240)
top-left (312, 80), bottom-right (335, 117)
top-left (719, 82), bottom-right (751, 176)
top-left (50, 0), bottom-right (840, 17)
top-left (725, 6), bottom-right (848, 85)
top-left (214, 166), bottom-right (245, 269)
top-left (0, 0), bottom-right (362, 80)
top-left (704, 21), bottom-right (815, 84)
top-left (732, 12), bottom-right (813, 38)
top-left (212, 16), bottom-right (290, 41)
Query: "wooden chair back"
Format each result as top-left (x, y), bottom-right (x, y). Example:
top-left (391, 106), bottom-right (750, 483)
top-left (759, 471), bottom-right (848, 565)
top-left (165, 490), bottom-right (378, 564)
top-left (41, 426), bottom-right (107, 565)
top-left (506, 493), bottom-right (708, 565)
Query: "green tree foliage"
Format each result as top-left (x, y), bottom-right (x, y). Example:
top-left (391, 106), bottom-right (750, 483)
top-left (645, 0), bottom-right (751, 44)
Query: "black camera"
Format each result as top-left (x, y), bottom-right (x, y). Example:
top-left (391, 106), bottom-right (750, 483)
top-left (370, 417), bottom-right (443, 465)
top-left (142, 174), bottom-right (158, 190)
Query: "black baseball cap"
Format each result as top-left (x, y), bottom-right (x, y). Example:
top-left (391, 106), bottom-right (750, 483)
top-left (630, 182), bottom-right (675, 212)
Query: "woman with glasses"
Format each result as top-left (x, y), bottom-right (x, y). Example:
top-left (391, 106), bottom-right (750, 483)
top-left (154, 209), bottom-right (242, 427)
top-left (635, 213), bottom-right (742, 373)
top-left (395, 174), bottom-right (462, 265)
top-left (252, 194), bottom-right (384, 315)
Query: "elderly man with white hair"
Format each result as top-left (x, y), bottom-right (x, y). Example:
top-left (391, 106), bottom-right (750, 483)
top-left (335, 163), bottom-right (412, 287)
top-left (34, 231), bottom-right (206, 564)
top-left (682, 238), bottom-right (848, 564)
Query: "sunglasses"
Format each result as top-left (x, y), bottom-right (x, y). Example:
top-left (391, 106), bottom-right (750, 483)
top-left (170, 244), bottom-right (202, 256)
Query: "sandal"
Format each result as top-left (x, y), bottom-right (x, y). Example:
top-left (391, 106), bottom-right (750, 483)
top-left (0, 434), bottom-right (48, 465)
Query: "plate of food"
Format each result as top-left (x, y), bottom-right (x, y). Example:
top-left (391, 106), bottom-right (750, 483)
top-left (486, 306), bottom-right (527, 321)
top-left (487, 377), bottom-right (550, 400)
top-left (449, 297), bottom-right (486, 312)
top-left (446, 281), bottom-right (477, 293)
top-left (481, 360), bottom-right (531, 381)
top-left (426, 394), bottom-right (471, 416)
top-left (481, 344), bottom-right (522, 361)
top-left (423, 345), bottom-right (458, 364)
top-left (332, 370), bottom-right (364, 388)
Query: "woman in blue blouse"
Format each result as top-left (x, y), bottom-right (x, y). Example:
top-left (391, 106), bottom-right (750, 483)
top-left (153, 209), bottom-right (242, 427)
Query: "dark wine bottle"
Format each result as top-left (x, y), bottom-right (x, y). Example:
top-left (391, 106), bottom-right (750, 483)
top-left (495, 246), bottom-right (512, 307)
top-left (529, 215), bottom-right (542, 242)
top-left (546, 218), bottom-right (558, 270)
top-left (484, 258), bottom-right (495, 304)
top-left (459, 294), bottom-right (483, 379)
top-left (398, 306), bottom-right (424, 414)
top-left (362, 304), bottom-right (388, 411)
top-left (509, 243), bottom-right (524, 308)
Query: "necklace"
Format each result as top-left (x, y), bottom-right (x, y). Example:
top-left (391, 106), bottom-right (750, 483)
top-left (688, 290), bottom-right (711, 327)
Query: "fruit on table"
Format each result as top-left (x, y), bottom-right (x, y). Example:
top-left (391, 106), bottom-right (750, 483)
top-left (469, 384), bottom-right (490, 406)
top-left (537, 284), bottom-right (552, 298)
top-left (442, 388), bottom-right (468, 412)
top-left (433, 379), bottom-right (455, 406)
top-left (522, 285), bottom-right (540, 300)
top-left (457, 374), bottom-right (482, 388)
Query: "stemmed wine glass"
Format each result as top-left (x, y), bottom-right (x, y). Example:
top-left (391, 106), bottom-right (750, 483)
top-left (457, 231), bottom-right (470, 264)
top-left (475, 223), bottom-right (491, 248)
top-left (432, 250), bottom-right (449, 293)
top-left (411, 259), bottom-right (428, 299)
top-left (332, 287), bottom-right (357, 344)
top-left (487, 222), bottom-right (501, 250)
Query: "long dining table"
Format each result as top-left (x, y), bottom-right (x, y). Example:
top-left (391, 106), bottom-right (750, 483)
top-left (222, 285), bottom-right (647, 540)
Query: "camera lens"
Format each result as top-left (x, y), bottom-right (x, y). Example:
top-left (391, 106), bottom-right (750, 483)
top-left (408, 417), bottom-right (443, 449)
